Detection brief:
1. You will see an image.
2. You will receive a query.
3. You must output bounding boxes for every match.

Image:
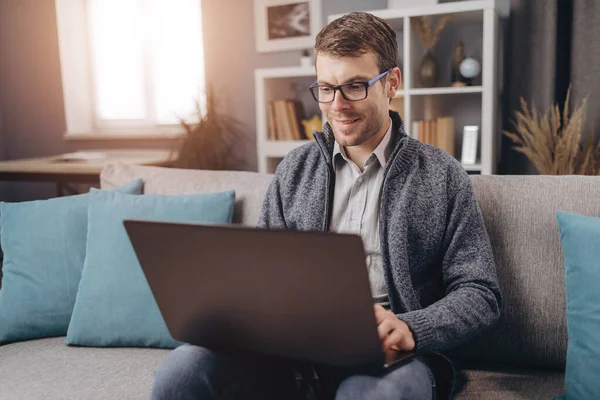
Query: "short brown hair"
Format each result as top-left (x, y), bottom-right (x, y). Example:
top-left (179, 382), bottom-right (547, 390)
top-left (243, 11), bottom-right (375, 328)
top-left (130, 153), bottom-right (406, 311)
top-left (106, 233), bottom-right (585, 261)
top-left (314, 12), bottom-right (399, 73)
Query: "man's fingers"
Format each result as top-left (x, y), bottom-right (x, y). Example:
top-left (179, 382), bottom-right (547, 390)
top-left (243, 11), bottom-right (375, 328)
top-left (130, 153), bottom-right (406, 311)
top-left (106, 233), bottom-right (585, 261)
top-left (383, 329), bottom-right (405, 351)
top-left (373, 308), bottom-right (416, 352)
top-left (373, 305), bottom-right (387, 324)
top-left (399, 330), bottom-right (416, 351)
top-left (376, 319), bottom-right (394, 340)
top-left (374, 304), bottom-right (386, 312)
top-left (389, 325), bottom-right (416, 352)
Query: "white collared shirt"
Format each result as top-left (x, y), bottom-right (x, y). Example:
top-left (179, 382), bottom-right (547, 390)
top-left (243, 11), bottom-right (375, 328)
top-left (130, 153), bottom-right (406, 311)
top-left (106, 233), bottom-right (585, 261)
top-left (329, 119), bottom-right (394, 308)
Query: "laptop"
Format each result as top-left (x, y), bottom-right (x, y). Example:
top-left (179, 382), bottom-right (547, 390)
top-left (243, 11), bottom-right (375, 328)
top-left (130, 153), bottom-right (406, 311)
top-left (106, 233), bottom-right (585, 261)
top-left (123, 220), bottom-right (416, 371)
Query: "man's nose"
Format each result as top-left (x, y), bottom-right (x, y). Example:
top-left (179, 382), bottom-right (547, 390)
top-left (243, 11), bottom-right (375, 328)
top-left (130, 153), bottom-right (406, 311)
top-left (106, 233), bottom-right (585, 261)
top-left (331, 89), bottom-right (350, 111)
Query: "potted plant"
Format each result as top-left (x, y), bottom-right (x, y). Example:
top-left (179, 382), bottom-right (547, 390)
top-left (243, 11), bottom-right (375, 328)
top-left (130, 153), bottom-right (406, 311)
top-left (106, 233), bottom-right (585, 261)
top-left (504, 87), bottom-right (600, 175)
top-left (170, 86), bottom-right (250, 170)
top-left (411, 14), bottom-right (453, 88)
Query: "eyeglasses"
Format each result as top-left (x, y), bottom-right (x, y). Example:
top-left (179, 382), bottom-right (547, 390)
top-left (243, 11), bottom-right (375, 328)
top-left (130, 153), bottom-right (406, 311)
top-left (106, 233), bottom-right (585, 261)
top-left (309, 69), bottom-right (392, 103)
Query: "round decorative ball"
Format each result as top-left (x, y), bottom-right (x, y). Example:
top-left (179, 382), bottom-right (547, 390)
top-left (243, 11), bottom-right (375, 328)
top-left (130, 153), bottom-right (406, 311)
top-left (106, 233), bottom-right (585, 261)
top-left (459, 57), bottom-right (481, 78)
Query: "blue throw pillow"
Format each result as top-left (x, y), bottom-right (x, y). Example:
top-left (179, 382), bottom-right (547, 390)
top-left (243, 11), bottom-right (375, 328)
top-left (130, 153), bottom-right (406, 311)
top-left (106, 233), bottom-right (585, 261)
top-left (0, 179), bottom-right (143, 345)
top-left (556, 211), bottom-right (600, 399)
top-left (65, 189), bottom-right (235, 348)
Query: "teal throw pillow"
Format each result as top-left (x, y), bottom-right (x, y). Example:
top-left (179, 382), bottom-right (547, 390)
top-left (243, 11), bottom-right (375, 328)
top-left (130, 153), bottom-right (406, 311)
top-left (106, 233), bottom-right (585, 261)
top-left (556, 211), bottom-right (600, 400)
top-left (65, 189), bottom-right (235, 348)
top-left (0, 179), bottom-right (143, 345)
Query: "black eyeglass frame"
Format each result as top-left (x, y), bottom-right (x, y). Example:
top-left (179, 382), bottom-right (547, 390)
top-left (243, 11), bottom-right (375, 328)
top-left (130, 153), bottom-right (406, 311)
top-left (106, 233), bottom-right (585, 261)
top-left (308, 69), bottom-right (393, 103)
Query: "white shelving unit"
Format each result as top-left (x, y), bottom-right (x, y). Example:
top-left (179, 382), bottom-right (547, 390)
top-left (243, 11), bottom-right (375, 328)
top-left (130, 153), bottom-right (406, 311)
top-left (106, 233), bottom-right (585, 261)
top-left (407, 86), bottom-right (484, 95)
top-left (255, 0), bottom-right (506, 175)
top-left (255, 66), bottom-right (319, 173)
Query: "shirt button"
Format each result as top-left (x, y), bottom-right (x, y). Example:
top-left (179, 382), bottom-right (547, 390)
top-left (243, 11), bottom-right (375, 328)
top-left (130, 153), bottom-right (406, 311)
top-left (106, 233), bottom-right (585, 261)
top-left (357, 177), bottom-right (363, 183)
top-left (351, 214), bottom-right (357, 221)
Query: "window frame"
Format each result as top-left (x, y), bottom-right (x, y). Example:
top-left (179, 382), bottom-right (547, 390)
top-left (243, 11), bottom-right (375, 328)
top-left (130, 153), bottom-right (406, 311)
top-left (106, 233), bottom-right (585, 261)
top-left (55, 0), bottom-right (203, 140)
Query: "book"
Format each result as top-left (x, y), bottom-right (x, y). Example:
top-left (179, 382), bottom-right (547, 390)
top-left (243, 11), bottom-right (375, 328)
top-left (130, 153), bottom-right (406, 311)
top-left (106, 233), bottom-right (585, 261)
top-left (412, 117), bottom-right (456, 157)
top-left (269, 99), bottom-right (307, 141)
top-left (273, 100), bottom-right (293, 140)
top-left (267, 102), bottom-right (278, 140)
top-left (437, 117), bottom-right (455, 157)
top-left (286, 100), bottom-right (306, 140)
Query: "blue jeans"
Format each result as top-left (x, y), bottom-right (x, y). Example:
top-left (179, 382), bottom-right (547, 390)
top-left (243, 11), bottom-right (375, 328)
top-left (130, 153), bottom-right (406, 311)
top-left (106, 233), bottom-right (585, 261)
top-left (152, 344), bottom-right (435, 400)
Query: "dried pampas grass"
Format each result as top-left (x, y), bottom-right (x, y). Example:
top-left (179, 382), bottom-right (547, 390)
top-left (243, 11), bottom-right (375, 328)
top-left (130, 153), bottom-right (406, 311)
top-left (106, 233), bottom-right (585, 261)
top-left (170, 85), bottom-right (250, 171)
top-left (411, 14), bottom-right (454, 50)
top-left (504, 87), bottom-right (600, 175)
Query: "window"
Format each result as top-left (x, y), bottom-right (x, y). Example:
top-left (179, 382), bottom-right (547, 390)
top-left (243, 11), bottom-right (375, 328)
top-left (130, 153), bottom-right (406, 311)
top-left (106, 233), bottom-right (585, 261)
top-left (55, 0), bottom-right (206, 139)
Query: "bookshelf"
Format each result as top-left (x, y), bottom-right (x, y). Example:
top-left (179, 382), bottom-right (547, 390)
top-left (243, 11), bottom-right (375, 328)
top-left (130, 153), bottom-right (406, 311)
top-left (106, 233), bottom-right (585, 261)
top-left (255, 0), bottom-right (507, 175)
top-left (255, 66), bottom-right (320, 173)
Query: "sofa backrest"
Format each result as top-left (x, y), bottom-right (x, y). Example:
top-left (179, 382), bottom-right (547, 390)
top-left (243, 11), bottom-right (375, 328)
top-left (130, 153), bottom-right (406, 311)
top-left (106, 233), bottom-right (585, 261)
top-left (100, 163), bottom-right (273, 225)
top-left (101, 164), bottom-right (600, 370)
top-left (458, 175), bottom-right (600, 370)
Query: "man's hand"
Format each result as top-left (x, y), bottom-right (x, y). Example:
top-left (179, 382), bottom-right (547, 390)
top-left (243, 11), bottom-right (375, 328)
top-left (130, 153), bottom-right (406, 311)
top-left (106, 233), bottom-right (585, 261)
top-left (374, 304), bottom-right (415, 356)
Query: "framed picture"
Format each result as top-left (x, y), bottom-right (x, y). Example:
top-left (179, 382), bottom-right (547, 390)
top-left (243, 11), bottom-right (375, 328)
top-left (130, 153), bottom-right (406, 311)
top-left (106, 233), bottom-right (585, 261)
top-left (254, 0), bottom-right (322, 53)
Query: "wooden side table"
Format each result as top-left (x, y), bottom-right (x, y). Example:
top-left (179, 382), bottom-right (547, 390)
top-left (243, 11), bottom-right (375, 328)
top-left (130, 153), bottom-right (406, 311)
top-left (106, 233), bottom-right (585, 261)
top-left (0, 149), bottom-right (174, 196)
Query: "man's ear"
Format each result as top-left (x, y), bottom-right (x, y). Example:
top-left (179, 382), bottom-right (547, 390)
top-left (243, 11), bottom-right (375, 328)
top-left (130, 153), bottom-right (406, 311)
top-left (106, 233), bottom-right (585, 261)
top-left (387, 67), bottom-right (402, 98)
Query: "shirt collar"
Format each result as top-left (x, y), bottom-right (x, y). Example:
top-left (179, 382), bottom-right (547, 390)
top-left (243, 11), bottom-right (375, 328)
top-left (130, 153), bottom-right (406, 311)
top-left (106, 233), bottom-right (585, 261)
top-left (333, 118), bottom-right (394, 169)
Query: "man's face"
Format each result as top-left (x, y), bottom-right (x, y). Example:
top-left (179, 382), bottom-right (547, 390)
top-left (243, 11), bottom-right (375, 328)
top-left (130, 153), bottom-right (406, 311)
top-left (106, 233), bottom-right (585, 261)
top-left (315, 51), bottom-right (400, 148)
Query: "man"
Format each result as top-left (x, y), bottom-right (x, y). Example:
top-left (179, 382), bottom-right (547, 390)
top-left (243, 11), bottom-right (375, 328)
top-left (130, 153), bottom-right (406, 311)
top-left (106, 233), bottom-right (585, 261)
top-left (152, 11), bottom-right (501, 400)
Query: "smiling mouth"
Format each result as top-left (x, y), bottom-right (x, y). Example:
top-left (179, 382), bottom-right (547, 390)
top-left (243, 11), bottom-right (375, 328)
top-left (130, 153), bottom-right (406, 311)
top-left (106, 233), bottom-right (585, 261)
top-left (337, 118), bottom-right (360, 124)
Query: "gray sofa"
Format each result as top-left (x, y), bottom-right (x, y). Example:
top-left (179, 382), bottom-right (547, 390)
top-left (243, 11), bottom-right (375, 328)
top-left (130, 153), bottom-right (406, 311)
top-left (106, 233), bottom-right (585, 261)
top-left (1, 162), bottom-right (596, 399)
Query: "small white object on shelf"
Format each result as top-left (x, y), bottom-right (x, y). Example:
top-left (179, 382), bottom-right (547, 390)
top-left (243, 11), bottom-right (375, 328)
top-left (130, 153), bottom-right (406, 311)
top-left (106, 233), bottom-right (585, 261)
top-left (387, 0), bottom-right (437, 9)
top-left (459, 57), bottom-right (481, 79)
top-left (461, 126), bottom-right (479, 165)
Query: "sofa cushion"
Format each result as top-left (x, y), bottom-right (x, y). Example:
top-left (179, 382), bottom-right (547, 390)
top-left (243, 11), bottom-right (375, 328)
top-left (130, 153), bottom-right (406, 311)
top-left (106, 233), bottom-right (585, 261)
top-left (0, 337), bottom-right (168, 399)
top-left (453, 176), bottom-right (600, 370)
top-left (100, 163), bottom-right (273, 226)
top-left (454, 365), bottom-right (564, 399)
top-left (556, 211), bottom-right (600, 399)
top-left (0, 179), bottom-right (143, 345)
top-left (65, 189), bottom-right (235, 348)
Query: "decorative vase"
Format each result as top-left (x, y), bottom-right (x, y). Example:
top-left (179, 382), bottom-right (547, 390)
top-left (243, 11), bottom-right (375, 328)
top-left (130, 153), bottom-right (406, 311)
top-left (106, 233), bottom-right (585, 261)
top-left (419, 50), bottom-right (438, 88)
top-left (451, 41), bottom-right (466, 87)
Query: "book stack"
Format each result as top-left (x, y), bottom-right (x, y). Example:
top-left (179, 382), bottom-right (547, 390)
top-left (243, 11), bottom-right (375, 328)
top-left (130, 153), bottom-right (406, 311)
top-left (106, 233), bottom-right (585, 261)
top-left (267, 99), bottom-right (309, 141)
top-left (410, 117), bottom-right (456, 157)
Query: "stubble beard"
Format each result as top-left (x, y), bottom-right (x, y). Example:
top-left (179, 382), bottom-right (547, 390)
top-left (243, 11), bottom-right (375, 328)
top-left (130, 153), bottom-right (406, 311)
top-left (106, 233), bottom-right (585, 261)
top-left (333, 114), bottom-right (383, 148)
